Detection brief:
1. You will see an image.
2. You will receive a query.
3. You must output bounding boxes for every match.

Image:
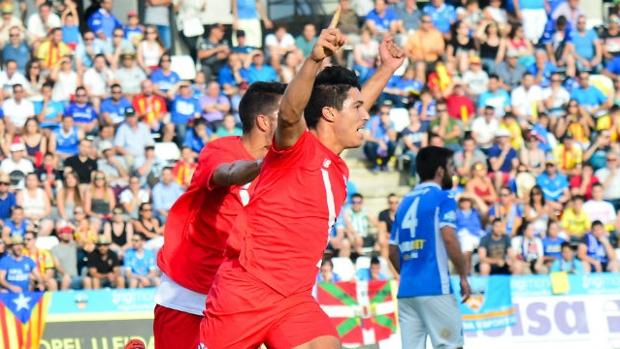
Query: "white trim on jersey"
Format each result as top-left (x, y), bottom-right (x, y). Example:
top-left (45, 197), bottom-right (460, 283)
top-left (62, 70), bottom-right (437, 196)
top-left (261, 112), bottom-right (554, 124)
top-left (154, 273), bottom-right (207, 316)
top-left (319, 168), bottom-right (337, 268)
top-left (435, 207), bottom-right (450, 295)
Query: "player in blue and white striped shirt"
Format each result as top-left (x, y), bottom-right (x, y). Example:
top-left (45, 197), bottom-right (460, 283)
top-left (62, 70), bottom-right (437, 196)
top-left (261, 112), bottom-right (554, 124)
top-left (389, 146), bottom-right (471, 349)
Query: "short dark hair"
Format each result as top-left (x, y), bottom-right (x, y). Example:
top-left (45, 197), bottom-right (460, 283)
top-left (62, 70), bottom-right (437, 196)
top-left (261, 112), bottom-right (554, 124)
top-left (370, 256), bottom-right (380, 266)
top-left (591, 220), bottom-right (604, 228)
top-left (351, 193), bottom-right (363, 201)
top-left (239, 82), bottom-right (287, 134)
top-left (304, 66), bottom-right (361, 129)
top-left (560, 241), bottom-right (572, 250)
top-left (415, 146), bottom-right (454, 182)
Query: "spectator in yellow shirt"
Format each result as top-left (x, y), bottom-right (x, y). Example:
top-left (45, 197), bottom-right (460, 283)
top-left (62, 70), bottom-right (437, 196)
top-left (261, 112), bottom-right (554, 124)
top-left (553, 134), bottom-right (583, 177)
top-left (35, 27), bottom-right (71, 70)
top-left (500, 113), bottom-right (523, 151)
top-left (560, 195), bottom-right (591, 242)
top-left (22, 230), bottom-right (57, 291)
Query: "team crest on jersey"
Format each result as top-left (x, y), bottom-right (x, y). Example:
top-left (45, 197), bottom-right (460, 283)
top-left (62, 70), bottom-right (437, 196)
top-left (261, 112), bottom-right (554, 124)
top-left (443, 210), bottom-right (456, 222)
top-left (323, 159), bottom-right (331, 169)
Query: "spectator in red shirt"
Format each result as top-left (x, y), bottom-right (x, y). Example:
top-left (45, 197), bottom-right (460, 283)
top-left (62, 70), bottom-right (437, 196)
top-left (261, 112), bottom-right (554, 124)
top-left (569, 163), bottom-right (599, 200)
top-left (172, 147), bottom-right (197, 189)
top-left (446, 80), bottom-right (475, 123)
top-left (132, 79), bottom-right (171, 141)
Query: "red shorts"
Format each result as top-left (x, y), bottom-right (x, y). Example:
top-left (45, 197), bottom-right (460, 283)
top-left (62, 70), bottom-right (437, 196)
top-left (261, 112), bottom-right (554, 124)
top-left (154, 304), bottom-right (202, 349)
top-left (200, 260), bottom-right (338, 349)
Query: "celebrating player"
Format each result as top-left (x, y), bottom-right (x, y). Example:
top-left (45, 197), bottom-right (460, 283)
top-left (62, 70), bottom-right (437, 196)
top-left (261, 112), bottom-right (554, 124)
top-left (389, 146), bottom-right (471, 349)
top-left (200, 19), bottom-right (405, 349)
top-left (153, 82), bottom-right (286, 349)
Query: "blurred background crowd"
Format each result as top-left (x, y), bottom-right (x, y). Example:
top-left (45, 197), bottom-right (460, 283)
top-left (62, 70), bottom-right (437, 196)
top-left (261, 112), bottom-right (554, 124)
top-left (0, 0), bottom-right (618, 293)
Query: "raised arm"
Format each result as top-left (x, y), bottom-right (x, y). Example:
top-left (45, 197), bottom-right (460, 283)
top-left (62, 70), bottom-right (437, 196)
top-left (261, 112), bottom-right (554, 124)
top-left (276, 25), bottom-right (345, 149)
top-left (360, 35), bottom-right (405, 112)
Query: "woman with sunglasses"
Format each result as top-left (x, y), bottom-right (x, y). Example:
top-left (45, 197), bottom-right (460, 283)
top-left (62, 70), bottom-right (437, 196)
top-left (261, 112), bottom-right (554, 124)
top-left (524, 185), bottom-right (555, 237)
top-left (84, 171), bottom-right (116, 231)
top-left (132, 202), bottom-right (163, 249)
top-left (103, 206), bottom-right (133, 260)
top-left (137, 25), bottom-right (165, 72)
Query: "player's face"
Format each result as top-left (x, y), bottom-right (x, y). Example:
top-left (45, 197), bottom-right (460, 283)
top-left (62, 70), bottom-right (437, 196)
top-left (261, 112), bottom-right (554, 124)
top-left (334, 88), bottom-right (369, 150)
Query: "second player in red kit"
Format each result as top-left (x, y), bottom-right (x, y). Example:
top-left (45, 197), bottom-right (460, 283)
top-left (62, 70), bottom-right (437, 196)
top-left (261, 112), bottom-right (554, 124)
top-left (153, 82), bottom-right (286, 349)
top-left (200, 23), bottom-right (406, 349)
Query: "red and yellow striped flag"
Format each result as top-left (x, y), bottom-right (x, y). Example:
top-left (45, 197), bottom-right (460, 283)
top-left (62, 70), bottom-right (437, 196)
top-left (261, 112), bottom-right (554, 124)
top-left (0, 292), bottom-right (50, 349)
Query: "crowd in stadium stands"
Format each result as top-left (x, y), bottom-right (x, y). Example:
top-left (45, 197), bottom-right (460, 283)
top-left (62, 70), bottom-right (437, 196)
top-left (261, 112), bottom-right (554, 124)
top-left (0, 0), bottom-right (618, 292)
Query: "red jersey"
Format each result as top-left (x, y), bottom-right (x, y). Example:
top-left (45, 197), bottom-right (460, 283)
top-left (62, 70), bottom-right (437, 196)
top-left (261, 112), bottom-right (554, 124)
top-left (233, 131), bottom-right (349, 297)
top-left (157, 136), bottom-right (255, 295)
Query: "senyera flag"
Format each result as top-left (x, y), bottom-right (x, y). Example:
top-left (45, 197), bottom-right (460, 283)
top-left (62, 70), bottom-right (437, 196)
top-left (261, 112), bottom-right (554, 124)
top-left (317, 281), bottom-right (397, 346)
top-left (0, 291), bottom-right (50, 349)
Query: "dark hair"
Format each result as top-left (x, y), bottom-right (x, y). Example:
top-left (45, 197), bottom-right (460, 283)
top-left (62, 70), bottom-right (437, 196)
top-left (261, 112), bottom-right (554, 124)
top-left (304, 66), bottom-right (361, 129)
top-left (42, 81), bottom-right (54, 89)
top-left (321, 258), bottom-right (333, 268)
top-left (11, 205), bottom-right (23, 213)
top-left (529, 185), bottom-right (546, 206)
top-left (415, 146), bottom-right (454, 182)
top-left (351, 193), bottom-right (363, 201)
top-left (370, 256), bottom-right (380, 266)
top-left (591, 220), bottom-right (604, 228)
top-left (572, 195), bottom-right (585, 202)
top-left (560, 241), bottom-right (572, 250)
top-left (239, 82), bottom-right (287, 133)
top-left (488, 73), bottom-right (499, 80)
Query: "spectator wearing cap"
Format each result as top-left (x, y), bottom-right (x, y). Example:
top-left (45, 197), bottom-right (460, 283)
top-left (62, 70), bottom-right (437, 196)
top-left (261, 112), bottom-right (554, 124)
top-left (26, 2), bottom-right (61, 43)
top-left (196, 24), bottom-right (230, 81)
top-left (124, 233), bottom-right (159, 288)
top-left (87, 235), bottom-right (124, 289)
top-left (2, 26), bottom-right (29, 74)
top-left (536, 158), bottom-right (570, 205)
top-left (50, 115), bottom-right (82, 158)
top-left (97, 141), bottom-right (128, 188)
top-left (65, 86), bottom-right (99, 135)
top-left (231, 0), bottom-right (273, 49)
top-left (496, 50), bottom-right (526, 90)
top-left (170, 82), bottom-right (201, 144)
top-left (35, 27), bottom-right (70, 70)
top-left (64, 139), bottom-right (98, 186)
top-left (3, 83), bottom-right (33, 133)
top-left (108, 27), bottom-right (135, 68)
top-left (0, 172), bottom-right (15, 222)
top-left (114, 106), bottom-right (153, 162)
top-left (422, 0), bottom-right (456, 36)
top-left (101, 84), bottom-right (132, 126)
top-left (295, 23), bottom-right (317, 58)
top-left (430, 99), bottom-right (462, 151)
top-left (52, 225), bottom-right (86, 290)
top-left (488, 128), bottom-right (518, 190)
top-left (405, 14), bottom-right (445, 69)
top-left (365, 0), bottom-right (398, 36)
top-left (183, 119), bottom-right (212, 154)
top-left (0, 235), bottom-right (43, 292)
top-left (0, 142), bottom-right (33, 187)
top-left (511, 73), bottom-right (544, 126)
top-left (569, 15), bottom-right (603, 73)
top-left (114, 52), bottom-right (147, 96)
top-left (364, 101), bottom-right (396, 171)
top-left (132, 79), bottom-right (169, 138)
top-left (143, 0), bottom-right (172, 49)
top-left (578, 220), bottom-right (619, 273)
top-left (86, 0), bottom-right (122, 40)
top-left (247, 50), bottom-right (278, 84)
top-left (0, 4), bottom-right (24, 45)
top-left (22, 230), bottom-right (57, 290)
top-left (124, 10), bottom-right (144, 47)
top-left (553, 134), bottom-right (583, 176)
top-left (462, 55), bottom-right (489, 98)
top-left (152, 167), bottom-right (183, 223)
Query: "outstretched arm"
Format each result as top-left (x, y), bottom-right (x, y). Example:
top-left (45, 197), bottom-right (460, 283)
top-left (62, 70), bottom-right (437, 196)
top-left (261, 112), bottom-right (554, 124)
top-left (276, 14), bottom-right (345, 149)
top-left (211, 159), bottom-right (262, 187)
top-left (361, 35), bottom-right (405, 111)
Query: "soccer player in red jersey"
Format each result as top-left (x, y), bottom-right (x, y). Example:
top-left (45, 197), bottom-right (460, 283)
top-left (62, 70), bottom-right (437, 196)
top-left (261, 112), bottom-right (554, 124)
top-left (200, 26), bottom-right (405, 349)
top-left (153, 82), bottom-right (286, 349)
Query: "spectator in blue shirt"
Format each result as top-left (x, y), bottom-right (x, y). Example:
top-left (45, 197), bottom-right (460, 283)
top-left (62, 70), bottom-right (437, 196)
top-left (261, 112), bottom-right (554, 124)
top-left (477, 74), bottom-right (511, 117)
top-left (0, 235), bottom-right (43, 293)
top-left (231, 30), bottom-right (256, 56)
top-left (2, 206), bottom-right (28, 240)
top-left (528, 50), bottom-right (557, 88)
top-left (577, 220), bottom-right (618, 272)
top-left (2, 27), bottom-right (30, 74)
top-left (34, 82), bottom-right (64, 129)
top-left (171, 83), bottom-right (201, 144)
top-left (551, 242), bottom-right (584, 274)
top-left (0, 172), bottom-right (15, 223)
top-left (569, 15), bottom-right (602, 72)
top-left (423, 0), bottom-right (456, 35)
top-left (356, 257), bottom-right (388, 281)
top-left (603, 55), bottom-right (620, 79)
top-left (183, 119), bottom-right (212, 153)
top-left (365, 0), bottom-right (398, 36)
top-left (542, 221), bottom-right (565, 267)
top-left (86, 0), bottom-right (122, 39)
top-left (363, 102), bottom-right (397, 171)
top-left (456, 196), bottom-right (484, 273)
top-left (100, 84), bottom-right (132, 126)
top-left (247, 51), bottom-right (278, 83)
top-left (150, 53), bottom-right (180, 97)
top-left (317, 258), bottom-right (341, 283)
top-left (536, 159), bottom-right (570, 204)
top-left (65, 87), bottom-right (98, 135)
top-left (488, 128), bottom-right (519, 188)
top-left (218, 54), bottom-right (249, 93)
top-left (124, 233), bottom-right (159, 288)
top-left (382, 66), bottom-right (424, 107)
top-left (152, 167), bottom-right (184, 223)
top-left (570, 70), bottom-right (609, 115)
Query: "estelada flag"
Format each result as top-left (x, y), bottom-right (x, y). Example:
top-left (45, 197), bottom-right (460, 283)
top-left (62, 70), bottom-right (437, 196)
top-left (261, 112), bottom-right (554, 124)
top-left (0, 292), bottom-right (51, 349)
top-left (317, 281), bottom-right (396, 346)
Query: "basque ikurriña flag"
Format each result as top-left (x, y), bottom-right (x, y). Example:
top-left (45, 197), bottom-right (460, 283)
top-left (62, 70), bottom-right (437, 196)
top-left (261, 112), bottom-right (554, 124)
top-left (317, 281), bottom-right (397, 346)
top-left (0, 292), bottom-right (50, 349)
